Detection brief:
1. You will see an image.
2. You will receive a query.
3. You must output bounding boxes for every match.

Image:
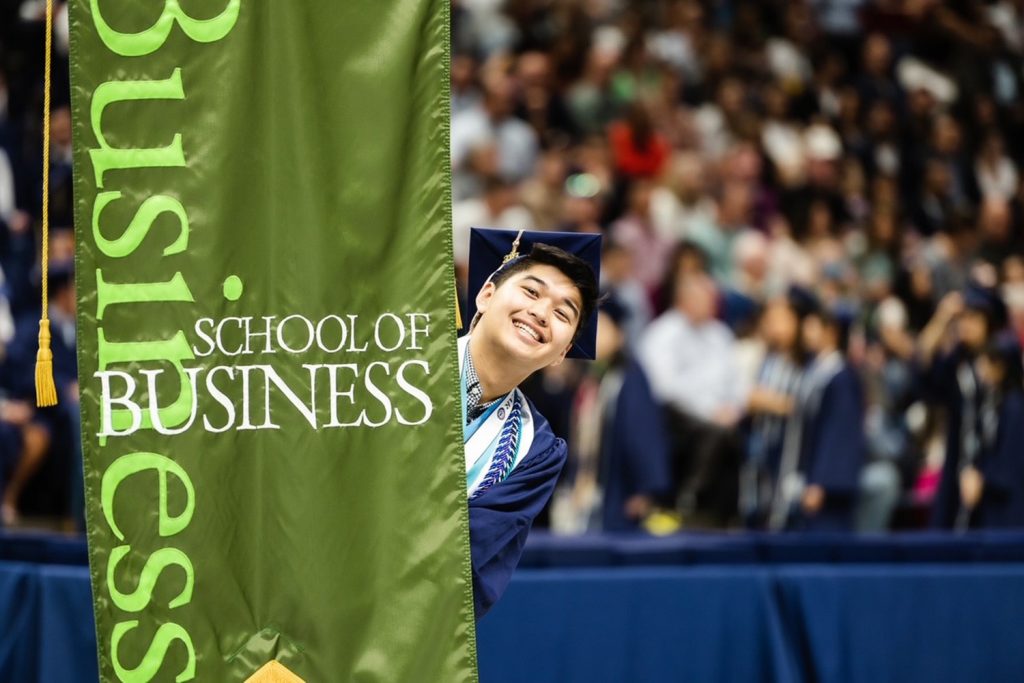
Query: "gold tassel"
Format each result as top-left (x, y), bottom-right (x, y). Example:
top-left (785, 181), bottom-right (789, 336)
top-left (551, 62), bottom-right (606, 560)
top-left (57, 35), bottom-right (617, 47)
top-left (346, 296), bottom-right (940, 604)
top-left (36, 0), bottom-right (57, 408)
top-left (35, 319), bottom-right (57, 407)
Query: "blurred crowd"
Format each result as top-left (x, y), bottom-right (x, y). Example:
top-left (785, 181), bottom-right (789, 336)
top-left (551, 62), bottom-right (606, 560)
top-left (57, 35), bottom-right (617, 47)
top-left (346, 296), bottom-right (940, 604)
top-left (3, 1), bottom-right (1024, 535)
top-left (451, 0), bottom-right (1024, 533)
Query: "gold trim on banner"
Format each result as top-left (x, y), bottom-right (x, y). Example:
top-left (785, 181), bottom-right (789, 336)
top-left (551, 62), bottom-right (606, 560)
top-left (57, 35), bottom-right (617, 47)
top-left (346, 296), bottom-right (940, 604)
top-left (245, 660), bottom-right (306, 683)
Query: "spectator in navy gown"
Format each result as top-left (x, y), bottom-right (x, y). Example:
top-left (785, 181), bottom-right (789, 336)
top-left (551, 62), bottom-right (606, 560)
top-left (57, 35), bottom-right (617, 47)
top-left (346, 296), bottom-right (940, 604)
top-left (0, 260), bottom-right (78, 527)
top-left (772, 306), bottom-right (865, 531)
top-left (919, 283), bottom-right (1007, 530)
top-left (557, 301), bottom-right (673, 533)
top-left (959, 333), bottom-right (1024, 529)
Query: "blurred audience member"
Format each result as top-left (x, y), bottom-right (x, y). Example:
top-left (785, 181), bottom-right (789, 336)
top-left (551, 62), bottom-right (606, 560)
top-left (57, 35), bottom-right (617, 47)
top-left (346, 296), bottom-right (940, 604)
top-left (771, 306), bottom-right (865, 532)
top-left (567, 40), bottom-right (627, 136)
top-left (453, 177), bottom-right (534, 281)
top-left (609, 179), bottom-right (672, 294)
top-left (608, 103), bottom-right (670, 180)
top-left (451, 65), bottom-right (539, 201)
top-left (740, 288), bottom-right (811, 528)
top-left (599, 239), bottom-right (651, 352)
top-left (638, 272), bottom-right (744, 527)
top-left (520, 149), bottom-right (568, 231)
top-left (975, 132), bottom-right (1018, 201)
top-left (689, 181), bottom-right (755, 284)
top-left (960, 333), bottom-right (1024, 529)
top-left (0, 262), bottom-right (79, 528)
top-left (554, 303), bottom-right (672, 533)
top-left (919, 283), bottom-right (1007, 530)
top-left (857, 296), bottom-right (917, 532)
top-left (649, 152), bottom-right (716, 243)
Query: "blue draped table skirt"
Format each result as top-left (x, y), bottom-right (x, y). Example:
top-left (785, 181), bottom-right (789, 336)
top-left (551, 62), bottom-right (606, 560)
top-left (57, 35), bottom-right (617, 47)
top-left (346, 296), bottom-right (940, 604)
top-left (3, 531), bottom-right (1024, 682)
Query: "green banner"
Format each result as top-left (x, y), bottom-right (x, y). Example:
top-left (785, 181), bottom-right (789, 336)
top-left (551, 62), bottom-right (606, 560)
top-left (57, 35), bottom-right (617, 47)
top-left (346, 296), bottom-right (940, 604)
top-left (70, 2), bottom-right (477, 681)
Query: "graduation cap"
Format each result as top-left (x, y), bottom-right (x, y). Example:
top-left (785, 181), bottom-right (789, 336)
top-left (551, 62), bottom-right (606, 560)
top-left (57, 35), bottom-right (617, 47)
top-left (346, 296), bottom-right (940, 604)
top-left (465, 227), bottom-right (602, 359)
top-left (964, 282), bottom-right (1008, 331)
top-left (829, 300), bottom-right (859, 340)
top-left (598, 294), bottom-right (628, 328)
top-left (786, 284), bottom-right (821, 320)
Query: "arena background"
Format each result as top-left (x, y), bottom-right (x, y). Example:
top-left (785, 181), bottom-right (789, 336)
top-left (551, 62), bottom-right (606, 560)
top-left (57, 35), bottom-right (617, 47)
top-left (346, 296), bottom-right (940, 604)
top-left (2, 1), bottom-right (1024, 681)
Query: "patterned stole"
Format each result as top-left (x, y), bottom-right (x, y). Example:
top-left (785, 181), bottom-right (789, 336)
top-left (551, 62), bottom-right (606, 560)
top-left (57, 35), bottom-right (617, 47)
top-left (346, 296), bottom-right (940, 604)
top-left (769, 351), bottom-right (843, 530)
top-left (458, 335), bottom-right (535, 498)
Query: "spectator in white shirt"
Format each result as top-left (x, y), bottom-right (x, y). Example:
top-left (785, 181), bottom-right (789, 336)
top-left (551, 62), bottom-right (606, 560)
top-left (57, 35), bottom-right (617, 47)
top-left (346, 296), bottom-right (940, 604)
top-left (638, 272), bottom-right (746, 527)
top-left (974, 132), bottom-right (1018, 201)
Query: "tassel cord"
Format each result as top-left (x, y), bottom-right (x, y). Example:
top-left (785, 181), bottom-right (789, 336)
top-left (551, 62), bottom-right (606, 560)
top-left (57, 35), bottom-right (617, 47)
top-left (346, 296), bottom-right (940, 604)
top-left (35, 0), bottom-right (57, 408)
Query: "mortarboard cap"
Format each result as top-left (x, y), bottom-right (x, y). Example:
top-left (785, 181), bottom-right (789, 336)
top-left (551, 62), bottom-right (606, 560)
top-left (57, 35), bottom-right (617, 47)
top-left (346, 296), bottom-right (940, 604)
top-left (964, 282), bottom-right (1008, 331)
top-left (830, 300), bottom-right (859, 332)
top-left (786, 284), bottom-right (821, 320)
top-left (466, 227), bottom-right (602, 359)
top-left (721, 289), bottom-right (760, 332)
top-left (598, 293), bottom-right (628, 328)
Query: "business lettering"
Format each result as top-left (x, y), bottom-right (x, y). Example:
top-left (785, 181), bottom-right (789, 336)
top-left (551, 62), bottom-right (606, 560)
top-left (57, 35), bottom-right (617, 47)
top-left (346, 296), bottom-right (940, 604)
top-left (86, 2), bottom-right (240, 680)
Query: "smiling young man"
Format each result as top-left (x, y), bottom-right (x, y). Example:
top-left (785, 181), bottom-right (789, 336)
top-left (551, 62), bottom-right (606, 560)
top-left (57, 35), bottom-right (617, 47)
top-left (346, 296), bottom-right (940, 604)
top-left (461, 228), bottom-right (600, 618)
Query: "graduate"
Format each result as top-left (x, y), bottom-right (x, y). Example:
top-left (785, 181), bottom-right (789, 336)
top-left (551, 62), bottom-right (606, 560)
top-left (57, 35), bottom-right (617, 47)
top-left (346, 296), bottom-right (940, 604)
top-left (771, 306), bottom-right (865, 532)
top-left (461, 228), bottom-right (600, 618)
top-left (958, 333), bottom-right (1024, 529)
top-left (0, 261), bottom-right (79, 528)
top-left (741, 287), bottom-right (813, 528)
top-left (554, 298), bottom-right (673, 533)
top-left (918, 283), bottom-right (1007, 529)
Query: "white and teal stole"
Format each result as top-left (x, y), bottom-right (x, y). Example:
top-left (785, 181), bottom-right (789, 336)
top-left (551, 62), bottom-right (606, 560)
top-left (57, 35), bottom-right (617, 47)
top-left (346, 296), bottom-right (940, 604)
top-left (459, 335), bottom-right (536, 499)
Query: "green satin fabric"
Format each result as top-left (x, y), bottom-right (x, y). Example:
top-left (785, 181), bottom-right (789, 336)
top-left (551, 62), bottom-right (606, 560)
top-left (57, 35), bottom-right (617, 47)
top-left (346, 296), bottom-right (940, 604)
top-left (70, 2), bottom-right (476, 680)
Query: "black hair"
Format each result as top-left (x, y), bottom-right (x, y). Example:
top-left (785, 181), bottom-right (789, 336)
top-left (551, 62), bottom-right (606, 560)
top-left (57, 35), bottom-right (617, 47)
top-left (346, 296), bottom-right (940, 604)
top-left (964, 283), bottom-right (1008, 333)
top-left (656, 240), bottom-right (709, 314)
top-left (490, 243), bottom-right (599, 343)
top-left (818, 309), bottom-right (853, 354)
top-left (46, 261), bottom-right (75, 295)
top-left (785, 285), bottom-right (822, 322)
top-left (982, 335), bottom-right (1024, 396)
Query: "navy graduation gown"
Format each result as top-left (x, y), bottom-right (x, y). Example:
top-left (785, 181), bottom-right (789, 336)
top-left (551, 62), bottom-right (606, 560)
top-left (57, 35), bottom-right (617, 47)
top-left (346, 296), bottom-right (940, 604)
top-left (0, 313), bottom-right (79, 518)
top-left (601, 361), bottom-right (672, 532)
top-left (468, 399), bottom-right (566, 618)
top-left (926, 348), bottom-right (983, 529)
top-left (798, 363), bottom-right (865, 532)
top-left (974, 391), bottom-right (1024, 529)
